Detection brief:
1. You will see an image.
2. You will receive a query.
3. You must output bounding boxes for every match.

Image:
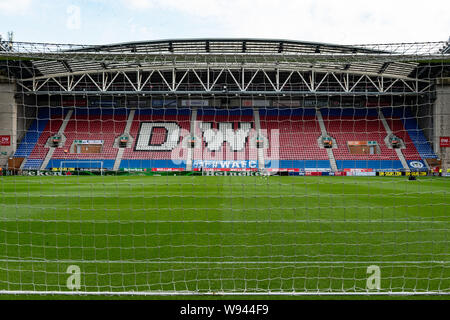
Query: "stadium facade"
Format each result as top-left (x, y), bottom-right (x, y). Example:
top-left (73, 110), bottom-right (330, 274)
top-left (0, 39), bottom-right (449, 174)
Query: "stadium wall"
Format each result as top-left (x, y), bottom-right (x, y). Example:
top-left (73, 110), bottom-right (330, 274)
top-left (434, 81), bottom-right (450, 171)
top-left (0, 83), bottom-right (17, 167)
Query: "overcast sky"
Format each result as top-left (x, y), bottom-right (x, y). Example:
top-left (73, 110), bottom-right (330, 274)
top-left (0, 0), bottom-right (449, 45)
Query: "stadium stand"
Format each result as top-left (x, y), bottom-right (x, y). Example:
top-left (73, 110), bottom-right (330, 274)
top-left (259, 108), bottom-right (331, 170)
top-left (382, 107), bottom-right (437, 160)
top-left (193, 108), bottom-right (257, 162)
top-left (322, 108), bottom-right (405, 170)
top-left (25, 116), bottom-right (64, 170)
top-left (15, 108), bottom-right (52, 170)
top-left (45, 108), bottom-right (127, 170)
top-left (120, 108), bottom-right (191, 169)
top-left (13, 106), bottom-right (436, 172)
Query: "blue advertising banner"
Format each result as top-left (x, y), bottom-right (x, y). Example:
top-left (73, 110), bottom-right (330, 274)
top-left (193, 160), bottom-right (258, 169)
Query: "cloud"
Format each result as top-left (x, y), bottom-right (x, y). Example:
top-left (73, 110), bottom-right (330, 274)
top-left (128, 17), bottom-right (156, 40)
top-left (0, 0), bottom-right (32, 15)
top-left (123, 0), bottom-right (154, 10)
top-left (121, 0), bottom-right (450, 43)
top-left (3, 0), bottom-right (449, 44)
top-left (66, 5), bottom-right (81, 31)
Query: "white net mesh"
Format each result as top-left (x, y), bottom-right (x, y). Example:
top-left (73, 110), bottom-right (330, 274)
top-left (0, 40), bottom-right (449, 295)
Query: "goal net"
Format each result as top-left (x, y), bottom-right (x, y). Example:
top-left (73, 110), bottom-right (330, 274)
top-left (0, 40), bottom-right (449, 296)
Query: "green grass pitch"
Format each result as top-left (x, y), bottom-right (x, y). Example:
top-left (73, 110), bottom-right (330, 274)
top-left (0, 175), bottom-right (449, 297)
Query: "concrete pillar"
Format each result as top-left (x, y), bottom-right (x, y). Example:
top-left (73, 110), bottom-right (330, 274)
top-left (0, 83), bottom-right (17, 167)
top-left (434, 80), bottom-right (450, 171)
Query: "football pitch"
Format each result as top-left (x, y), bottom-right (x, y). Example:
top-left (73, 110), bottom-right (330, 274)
top-left (0, 175), bottom-right (449, 297)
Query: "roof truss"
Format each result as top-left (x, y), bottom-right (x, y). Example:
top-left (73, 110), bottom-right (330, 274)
top-left (17, 67), bottom-right (429, 95)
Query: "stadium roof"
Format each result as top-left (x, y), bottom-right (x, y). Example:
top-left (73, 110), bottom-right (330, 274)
top-left (0, 39), bottom-right (448, 95)
top-left (0, 39), bottom-right (447, 77)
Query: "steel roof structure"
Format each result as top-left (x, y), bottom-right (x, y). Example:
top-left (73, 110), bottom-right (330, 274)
top-left (1, 39), bottom-right (449, 96)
